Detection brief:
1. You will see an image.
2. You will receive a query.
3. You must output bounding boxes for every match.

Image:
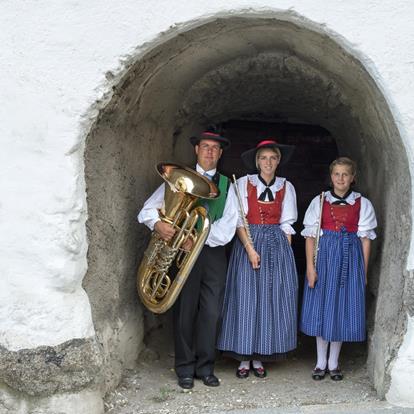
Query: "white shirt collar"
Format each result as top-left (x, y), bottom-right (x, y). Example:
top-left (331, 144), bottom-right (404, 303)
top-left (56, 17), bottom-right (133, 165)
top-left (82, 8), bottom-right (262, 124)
top-left (196, 163), bottom-right (216, 176)
top-left (248, 174), bottom-right (286, 192)
top-left (324, 190), bottom-right (361, 205)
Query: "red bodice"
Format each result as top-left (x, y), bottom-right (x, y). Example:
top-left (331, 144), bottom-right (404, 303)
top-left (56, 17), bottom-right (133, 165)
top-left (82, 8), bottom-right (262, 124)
top-left (246, 180), bottom-right (286, 224)
top-left (322, 197), bottom-right (361, 232)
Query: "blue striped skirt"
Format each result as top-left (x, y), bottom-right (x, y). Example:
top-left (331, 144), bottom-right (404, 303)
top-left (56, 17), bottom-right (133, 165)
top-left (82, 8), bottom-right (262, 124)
top-left (217, 224), bottom-right (298, 358)
top-left (300, 229), bottom-right (366, 342)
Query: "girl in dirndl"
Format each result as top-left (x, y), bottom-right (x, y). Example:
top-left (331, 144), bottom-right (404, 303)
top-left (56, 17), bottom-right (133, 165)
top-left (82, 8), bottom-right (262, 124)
top-left (300, 157), bottom-right (377, 381)
top-left (217, 139), bottom-right (298, 379)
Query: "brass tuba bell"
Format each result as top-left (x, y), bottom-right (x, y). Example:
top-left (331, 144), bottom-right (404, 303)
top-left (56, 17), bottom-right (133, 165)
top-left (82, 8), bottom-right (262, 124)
top-left (137, 163), bottom-right (219, 314)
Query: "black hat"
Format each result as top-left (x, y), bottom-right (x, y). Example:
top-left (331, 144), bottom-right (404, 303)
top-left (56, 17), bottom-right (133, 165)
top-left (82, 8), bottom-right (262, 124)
top-left (241, 139), bottom-right (295, 171)
top-left (189, 131), bottom-right (231, 149)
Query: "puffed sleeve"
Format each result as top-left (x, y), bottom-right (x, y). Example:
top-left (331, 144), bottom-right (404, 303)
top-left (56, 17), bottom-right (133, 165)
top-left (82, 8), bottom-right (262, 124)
top-left (358, 197), bottom-right (377, 239)
top-left (235, 176), bottom-right (249, 228)
top-left (137, 183), bottom-right (165, 231)
top-left (301, 195), bottom-right (321, 238)
top-left (279, 181), bottom-right (298, 235)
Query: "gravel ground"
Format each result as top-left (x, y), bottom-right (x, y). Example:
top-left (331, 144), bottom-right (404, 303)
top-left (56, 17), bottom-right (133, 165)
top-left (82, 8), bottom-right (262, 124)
top-left (104, 332), bottom-right (387, 414)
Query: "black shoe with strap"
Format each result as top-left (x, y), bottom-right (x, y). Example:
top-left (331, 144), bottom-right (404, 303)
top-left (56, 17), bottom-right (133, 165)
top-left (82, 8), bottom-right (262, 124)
top-left (236, 367), bottom-right (250, 379)
top-left (329, 367), bottom-right (343, 381)
top-left (252, 365), bottom-right (267, 378)
top-left (311, 367), bottom-right (326, 380)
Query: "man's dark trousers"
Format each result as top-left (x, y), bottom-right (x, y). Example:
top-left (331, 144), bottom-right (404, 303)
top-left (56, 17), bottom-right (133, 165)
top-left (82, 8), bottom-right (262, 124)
top-left (173, 245), bottom-right (227, 378)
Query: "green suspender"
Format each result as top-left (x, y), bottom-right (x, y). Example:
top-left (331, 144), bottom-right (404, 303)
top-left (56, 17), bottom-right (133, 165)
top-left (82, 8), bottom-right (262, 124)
top-left (196, 174), bottom-right (229, 229)
top-left (204, 174), bottom-right (229, 223)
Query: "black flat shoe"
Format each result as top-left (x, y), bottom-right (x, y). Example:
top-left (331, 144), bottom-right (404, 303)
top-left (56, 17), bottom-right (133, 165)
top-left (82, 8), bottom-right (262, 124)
top-left (311, 368), bottom-right (326, 380)
top-left (178, 376), bottom-right (194, 389)
top-left (329, 368), bottom-right (343, 381)
top-left (236, 367), bottom-right (250, 379)
top-left (252, 366), bottom-right (267, 378)
top-left (197, 374), bottom-right (220, 387)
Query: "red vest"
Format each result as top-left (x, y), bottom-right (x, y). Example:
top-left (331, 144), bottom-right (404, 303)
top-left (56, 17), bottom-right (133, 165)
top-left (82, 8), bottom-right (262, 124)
top-left (246, 180), bottom-right (286, 224)
top-left (322, 197), bottom-right (361, 232)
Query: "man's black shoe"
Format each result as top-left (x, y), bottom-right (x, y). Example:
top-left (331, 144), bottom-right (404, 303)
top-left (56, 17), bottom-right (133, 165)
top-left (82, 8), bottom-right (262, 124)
top-left (178, 376), bottom-right (194, 389)
top-left (197, 374), bottom-right (220, 387)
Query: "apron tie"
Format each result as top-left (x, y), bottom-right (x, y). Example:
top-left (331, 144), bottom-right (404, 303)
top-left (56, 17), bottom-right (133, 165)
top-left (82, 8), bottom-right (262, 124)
top-left (340, 226), bottom-right (349, 288)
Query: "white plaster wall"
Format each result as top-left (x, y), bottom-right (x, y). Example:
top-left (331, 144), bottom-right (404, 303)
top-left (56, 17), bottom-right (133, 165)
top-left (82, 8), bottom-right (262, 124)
top-left (1, 0), bottom-right (414, 403)
top-left (387, 314), bottom-right (414, 406)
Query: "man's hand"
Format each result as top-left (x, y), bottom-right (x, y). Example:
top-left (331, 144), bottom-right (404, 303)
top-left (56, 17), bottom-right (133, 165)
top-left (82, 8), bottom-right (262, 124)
top-left (154, 221), bottom-right (176, 241)
top-left (181, 236), bottom-right (194, 252)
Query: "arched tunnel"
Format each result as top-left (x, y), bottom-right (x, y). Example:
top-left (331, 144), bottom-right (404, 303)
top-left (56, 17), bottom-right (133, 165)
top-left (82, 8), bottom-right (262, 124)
top-left (83, 15), bottom-right (410, 397)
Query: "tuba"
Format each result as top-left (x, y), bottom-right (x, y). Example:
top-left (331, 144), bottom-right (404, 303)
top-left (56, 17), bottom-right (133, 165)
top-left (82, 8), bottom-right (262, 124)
top-left (137, 163), bottom-right (219, 314)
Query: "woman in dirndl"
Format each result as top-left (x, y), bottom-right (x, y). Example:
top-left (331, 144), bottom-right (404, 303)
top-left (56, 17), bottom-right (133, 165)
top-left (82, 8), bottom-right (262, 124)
top-left (300, 157), bottom-right (377, 381)
top-left (217, 139), bottom-right (298, 379)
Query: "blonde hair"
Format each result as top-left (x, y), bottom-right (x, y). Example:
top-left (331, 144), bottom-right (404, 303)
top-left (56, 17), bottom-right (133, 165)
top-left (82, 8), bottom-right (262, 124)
top-left (255, 146), bottom-right (281, 170)
top-left (329, 157), bottom-right (357, 176)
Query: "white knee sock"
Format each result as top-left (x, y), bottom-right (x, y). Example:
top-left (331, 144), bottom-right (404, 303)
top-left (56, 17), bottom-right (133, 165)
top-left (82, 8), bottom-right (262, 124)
top-left (316, 336), bottom-right (329, 369)
top-left (328, 341), bottom-right (343, 371)
top-left (239, 360), bottom-right (250, 370)
top-left (252, 360), bottom-right (263, 369)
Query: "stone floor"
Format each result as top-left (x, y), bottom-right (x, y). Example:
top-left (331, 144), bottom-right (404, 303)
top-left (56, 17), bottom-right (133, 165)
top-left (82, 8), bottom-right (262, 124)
top-left (104, 332), bottom-right (411, 414)
top-left (215, 405), bottom-right (414, 413)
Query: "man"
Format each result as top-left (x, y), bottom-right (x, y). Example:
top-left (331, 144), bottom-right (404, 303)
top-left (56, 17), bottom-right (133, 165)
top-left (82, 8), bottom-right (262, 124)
top-left (138, 131), bottom-right (238, 389)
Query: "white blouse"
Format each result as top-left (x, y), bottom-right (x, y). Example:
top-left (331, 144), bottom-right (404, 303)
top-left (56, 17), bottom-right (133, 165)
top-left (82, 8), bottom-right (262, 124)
top-left (137, 164), bottom-right (238, 247)
top-left (301, 191), bottom-right (377, 240)
top-left (235, 174), bottom-right (298, 235)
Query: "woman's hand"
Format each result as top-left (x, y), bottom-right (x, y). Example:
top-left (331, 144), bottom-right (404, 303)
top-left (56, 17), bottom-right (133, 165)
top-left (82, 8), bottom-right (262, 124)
top-left (306, 266), bottom-right (318, 288)
top-left (245, 244), bottom-right (260, 269)
top-left (360, 237), bottom-right (371, 286)
top-left (305, 237), bottom-right (317, 288)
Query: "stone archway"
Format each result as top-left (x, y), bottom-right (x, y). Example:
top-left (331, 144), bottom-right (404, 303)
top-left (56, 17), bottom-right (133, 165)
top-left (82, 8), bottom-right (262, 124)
top-left (83, 13), bottom-right (411, 397)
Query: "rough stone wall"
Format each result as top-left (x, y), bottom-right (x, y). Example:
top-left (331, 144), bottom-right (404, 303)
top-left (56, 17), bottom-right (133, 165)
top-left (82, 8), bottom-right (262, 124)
top-left (83, 87), bottom-right (176, 391)
top-left (0, 339), bottom-right (104, 413)
top-left (1, 1), bottom-right (414, 412)
top-left (84, 12), bottom-right (412, 403)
